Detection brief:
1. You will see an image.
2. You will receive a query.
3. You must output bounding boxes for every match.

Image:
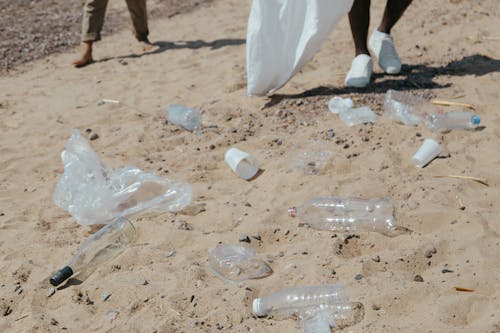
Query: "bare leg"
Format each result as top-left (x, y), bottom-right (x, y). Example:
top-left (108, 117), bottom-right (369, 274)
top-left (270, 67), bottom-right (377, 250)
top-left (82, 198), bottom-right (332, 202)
top-left (348, 0), bottom-right (371, 56)
top-left (73, 41), bottom-right (94, 67)
top-left (378, 0), bottom-right (412, 34)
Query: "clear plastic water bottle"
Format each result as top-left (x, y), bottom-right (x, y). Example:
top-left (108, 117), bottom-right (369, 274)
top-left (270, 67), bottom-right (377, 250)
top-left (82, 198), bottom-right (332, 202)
top-left (166, 104), bottom-right (201, 132)
top-left (252, 285), bottom-right (364, 333)
top-left (383, 89), bottom-right (428, 126)
top-left (338, 106), bottom-right (377, 127)
top-left (288, 197), bottom-right (402, 236)
top-left (425, 111), bottom-right (480, 131)
top-left (50, 217), bottom-right (136, 286)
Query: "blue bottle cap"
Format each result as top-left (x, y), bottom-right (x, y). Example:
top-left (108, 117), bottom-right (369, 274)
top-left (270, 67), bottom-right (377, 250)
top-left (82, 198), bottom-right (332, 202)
top-left (471, 115), bottom-right (481, 125)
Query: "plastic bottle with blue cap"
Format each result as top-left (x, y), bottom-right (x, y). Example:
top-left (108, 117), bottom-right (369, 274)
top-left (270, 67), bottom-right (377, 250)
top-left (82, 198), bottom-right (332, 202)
top-left (426, 111), bottom-right (481, 131)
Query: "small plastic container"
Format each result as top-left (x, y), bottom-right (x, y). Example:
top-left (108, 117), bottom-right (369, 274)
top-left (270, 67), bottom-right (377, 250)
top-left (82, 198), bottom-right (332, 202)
top-left (412, 138), bottom-right (441, 168)
top-left (224, 148), bottom-right (259, 180)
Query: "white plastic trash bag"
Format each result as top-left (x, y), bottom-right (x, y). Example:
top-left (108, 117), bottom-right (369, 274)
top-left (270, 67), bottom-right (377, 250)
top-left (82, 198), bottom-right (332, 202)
top-left (53, 130), bottom-right (192, 225)
top-left (246, 0), bottom-right (354, 96)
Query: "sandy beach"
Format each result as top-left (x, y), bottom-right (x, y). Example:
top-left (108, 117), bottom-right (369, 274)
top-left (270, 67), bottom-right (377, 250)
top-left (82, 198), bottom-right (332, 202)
top-left (0, 0), bottom-right (499, 332)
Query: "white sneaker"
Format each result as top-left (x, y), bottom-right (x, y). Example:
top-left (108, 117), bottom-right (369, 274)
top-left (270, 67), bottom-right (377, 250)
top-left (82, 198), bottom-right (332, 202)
top-left (344, 54), bottom-right (373, 88)
top-left (369, 29), bottom-right (401, 74)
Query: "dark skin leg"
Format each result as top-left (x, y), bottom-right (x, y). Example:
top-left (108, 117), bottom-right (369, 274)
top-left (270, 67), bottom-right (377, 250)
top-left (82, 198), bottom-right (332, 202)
top-left (348, 0), bottom-right (371, 56)
top-left (378, 0), bottom-right (413, 34)
top-left (349, 0), bottom-right (412, 56)
top-left (72, 41), bottom-right (93, 68)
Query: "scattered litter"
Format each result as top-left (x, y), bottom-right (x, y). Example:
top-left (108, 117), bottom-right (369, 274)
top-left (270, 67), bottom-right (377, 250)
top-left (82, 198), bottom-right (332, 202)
top-left (293, 150), bottom-right (333, 175)
top-left (47, 287), bottom-right (56, 297)
top-left (383, 89), bottom-right (428, 126)
top-left (426, 111), bottom-right (480, 131)
top-left (101, 292), bottom-right (111, 302)
top-left (206, 243), bottom-right (272, 284)
top-left (339, 106), bottom-right (377, 127)
top-left (454, 286), bottom-right (475, 292)
top-left (327, 97), bottom-right (353, 114)
top-left (165, 250), bottom-right (176, 258)
top-left (101, 99), bottom-right (120, 104)
top-left (412, 139), bottom-right (441, 168)
top-left (104, 310), bottom-right (119, 321)
top-left (166, 104), bottom-right (202, 132)
top-left (50, 217), bottom-right (136, 286)
top-left (289, 197), bottom-right (407, 237)
top-left (253, 285), bottom-right (364, 333)
top-left (225, 148), bottom-right (260, 180)
top-left (53, 130), bottom-right (192, 226)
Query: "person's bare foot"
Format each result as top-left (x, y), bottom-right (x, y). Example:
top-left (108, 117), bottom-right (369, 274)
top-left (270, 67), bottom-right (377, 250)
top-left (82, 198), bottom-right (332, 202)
top-left (72, 53), bottom-right (93, 68)
top-left (72, 42), bottom-right (93, 68)
top-left (137, 39), bottom-right (158, 53)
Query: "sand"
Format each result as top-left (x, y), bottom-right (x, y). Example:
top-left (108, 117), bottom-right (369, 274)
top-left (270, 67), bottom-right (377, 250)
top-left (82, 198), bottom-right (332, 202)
top-left (0, 0), bottom-right (499, 332)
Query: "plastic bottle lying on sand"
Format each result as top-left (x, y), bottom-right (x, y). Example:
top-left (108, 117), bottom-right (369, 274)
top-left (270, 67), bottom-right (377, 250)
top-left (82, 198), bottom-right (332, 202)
top-left (288, 197), bottom-right (406, 236)
top-left (425, 111), bottom-right (481, 131)
top-left (50, 217), bottom-right (136, 286)
top-left (206, 243), bottom-right (272, 283)
top-left (338, 106), bottom-right (377, 127)
top-left (166, 104), bottom-right (201, 132)
top-left (383, 89), bottom-right (429, 126)
top-left (253, 285), bottom-right (364, 333)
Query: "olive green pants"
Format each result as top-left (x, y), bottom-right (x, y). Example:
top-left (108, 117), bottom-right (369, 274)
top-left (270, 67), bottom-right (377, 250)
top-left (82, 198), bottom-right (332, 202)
top-left (81, 0), bottom-right (149, 42)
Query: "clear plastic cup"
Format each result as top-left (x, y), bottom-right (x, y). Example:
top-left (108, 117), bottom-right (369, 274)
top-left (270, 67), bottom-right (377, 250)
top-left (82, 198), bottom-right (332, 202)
top-left (412, 139), bottom-right (441, 168)
top-left (224, 148), bottom-right (259, 180)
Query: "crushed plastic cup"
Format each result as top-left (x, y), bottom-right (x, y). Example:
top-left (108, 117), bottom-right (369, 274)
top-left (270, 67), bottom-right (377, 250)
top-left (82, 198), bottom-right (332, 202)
top-left (327, 97), bottom-right (353, 114)
top-left (225, 148), bottom-right (259, 180)
top-left (412, 139), bottom-right (441, 168)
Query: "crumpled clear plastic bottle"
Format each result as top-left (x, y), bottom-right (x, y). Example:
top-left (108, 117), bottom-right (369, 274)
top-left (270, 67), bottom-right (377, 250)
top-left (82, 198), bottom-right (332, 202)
top-left (252, 285), bottom-right (364, 333)
top-left (206, 244), bottom-right (272, 284)
top-left (338, 106), bottom-right (377, 127)
top-left (327, 97), bottom-right (354, 114)
top-left (288, 197), bottom-right (406, 236)
top-left (383, 89), bottom-right (429, 126)
top-left (50, 217), bottom-right (136, 286)
top-left (166, 104), bottom-right (202, 132)
top-left (425, 111), bottom-right (481, 131)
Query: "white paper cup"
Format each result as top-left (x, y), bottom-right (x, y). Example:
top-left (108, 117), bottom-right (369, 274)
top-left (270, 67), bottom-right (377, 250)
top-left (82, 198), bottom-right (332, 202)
top-left (225, 148), bottom-right (259, 180)
top-left (412, 139), bottom-right (441, 168)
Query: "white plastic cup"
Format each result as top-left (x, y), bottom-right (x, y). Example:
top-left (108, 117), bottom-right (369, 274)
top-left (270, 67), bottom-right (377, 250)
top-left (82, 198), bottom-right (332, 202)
top-left (225, 148), bottom-right (259, 180)
top-left (412, 139), bottom-right (441, 168)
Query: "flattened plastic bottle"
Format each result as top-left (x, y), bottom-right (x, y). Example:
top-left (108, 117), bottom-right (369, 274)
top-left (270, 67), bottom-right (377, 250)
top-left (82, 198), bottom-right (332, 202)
top-left (253, 285), bottom-right (364, 333)
top-left (166, 104), bottom-right (201, 132)
top-left (383, 89), bottom-right (428, 126)
top-left (288, 197), bottom-right (404, 236)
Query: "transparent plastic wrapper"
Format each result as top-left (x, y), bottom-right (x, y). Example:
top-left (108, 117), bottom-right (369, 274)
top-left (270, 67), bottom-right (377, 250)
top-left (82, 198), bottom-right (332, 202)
top-left (327, 97), bottom-right (354, 114)
top-left (383, 89), bottom-right (429, 125)
top-left (338, 106), bottom-right (377, 126)
top-left (53, 130), bottom-right (192, 225)
top-left (425, 111), bottom-right (481, 131)
top-left (50, 217), bottom-right (136, 286)
top-left (166, 104), bottom-right (201, 132)
top-left (246, 0), bottom-right (354, 95)
top-left (289, 197), bottom-right (408, 236)
top-left (293, 150), bottom-right (333, 175)
top-left (206, 243), bottom-right (272, 284)
top-left (253, 285), bottom-right (364, 333)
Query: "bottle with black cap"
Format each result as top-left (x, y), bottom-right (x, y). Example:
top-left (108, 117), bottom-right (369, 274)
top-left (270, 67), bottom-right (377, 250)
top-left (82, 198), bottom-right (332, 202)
top-left (50, 217), bottom-right (136, 286)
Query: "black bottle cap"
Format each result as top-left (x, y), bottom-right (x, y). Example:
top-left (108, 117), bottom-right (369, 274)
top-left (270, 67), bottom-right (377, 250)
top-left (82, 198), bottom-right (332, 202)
top-left (50, 266), bottom-right (74, 286)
